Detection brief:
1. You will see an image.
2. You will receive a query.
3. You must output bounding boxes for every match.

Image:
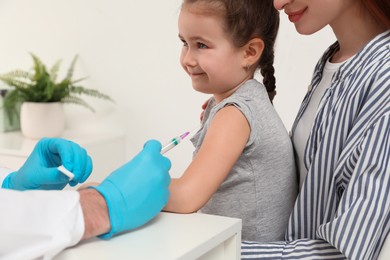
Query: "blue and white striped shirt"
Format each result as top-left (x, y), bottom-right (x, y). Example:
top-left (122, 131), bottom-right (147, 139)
top-left (242, 31), bottom-right (390, 259)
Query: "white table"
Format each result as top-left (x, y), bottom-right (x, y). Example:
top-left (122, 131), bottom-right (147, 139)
top-left (55, 212), bottom-right (242, 260)
top-left (0, 130), bottom-right (127, 182)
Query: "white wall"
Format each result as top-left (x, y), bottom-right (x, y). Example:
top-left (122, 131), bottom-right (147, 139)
top-left (0, 0), bottom-right (335, 178)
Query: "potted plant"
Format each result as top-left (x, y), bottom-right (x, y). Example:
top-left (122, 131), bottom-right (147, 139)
top-left (0, 53), bottom-right (113, 139)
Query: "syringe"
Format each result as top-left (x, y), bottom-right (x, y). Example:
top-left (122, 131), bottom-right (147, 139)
top-left (161, 131), bottom-right (191, 154)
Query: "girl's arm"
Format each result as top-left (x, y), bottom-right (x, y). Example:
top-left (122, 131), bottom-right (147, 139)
top-left (164, 105), bottom-right (250, 213)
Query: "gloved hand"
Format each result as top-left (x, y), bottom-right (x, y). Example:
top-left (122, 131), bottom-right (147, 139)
top-left (2, 137), bottom-right (93, 190)
top-left (91, 139), bottom-right (171, 239)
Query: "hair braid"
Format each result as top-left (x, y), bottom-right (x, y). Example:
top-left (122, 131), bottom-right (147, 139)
top-left (259, 41), bottom-right (277, 102)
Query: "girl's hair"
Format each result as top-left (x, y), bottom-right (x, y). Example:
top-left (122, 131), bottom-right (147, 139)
top-left (362, 0), bottom-right (390, 29)
top-left (182, 0), bottom-right (279, 102)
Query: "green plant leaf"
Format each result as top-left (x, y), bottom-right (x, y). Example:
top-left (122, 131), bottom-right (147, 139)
top-left (0, 76), bottom-right (31, 89)
top-left (50, 59), bottom-right (62, 83)
top-left (65, 55), bottom-right (78, 81)
top-left (30, 53), bottom-right (47, 82)
top-left (62, 95), bottom-right (95, 112)
top-left (0, 53), bottom-right (114, 115)
top-left (0, 70), bottom-right (33, 81)
top-left (70, 86), bottom-right (114, 102)
top-left (71, 76), bottom-right (89, 84)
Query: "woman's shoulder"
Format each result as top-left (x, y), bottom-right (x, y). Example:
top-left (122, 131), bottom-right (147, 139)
top-left (315, 31), bottom-right (390, 74)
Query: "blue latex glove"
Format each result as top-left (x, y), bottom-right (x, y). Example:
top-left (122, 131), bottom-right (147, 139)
top-left (2, 137), bottom-right (93, 190)
top-left (91, 139), bottom-right (171, 239)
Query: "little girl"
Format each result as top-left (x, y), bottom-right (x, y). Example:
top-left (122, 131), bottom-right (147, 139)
top-left (163, 0), bottom-right (298, 242)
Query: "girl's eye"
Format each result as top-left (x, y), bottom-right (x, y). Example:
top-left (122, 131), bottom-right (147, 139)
top-left (197, 42), bottom-right (208, 49)
top-left (180, 39), bottom-right (188, 47)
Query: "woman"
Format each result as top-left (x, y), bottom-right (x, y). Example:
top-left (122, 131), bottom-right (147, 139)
top-left (241, 0), bottom-right (390, 259)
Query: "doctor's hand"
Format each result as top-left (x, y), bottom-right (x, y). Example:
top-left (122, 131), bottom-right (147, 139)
top-left (91, 139), bottom-right (171, 239)
top-left (1, 137), bottom-right (93, 190)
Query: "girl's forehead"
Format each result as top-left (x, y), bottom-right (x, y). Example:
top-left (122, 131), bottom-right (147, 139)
top-left (178, 10), bottom-right (234, 46)
top-left (182, 1), bottom-right (225, 17)
top-left (179, 3), bottom-right (226, 31)
top-left (179, 8), bottom-right (226, 34)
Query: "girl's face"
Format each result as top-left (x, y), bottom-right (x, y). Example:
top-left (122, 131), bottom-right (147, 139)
top-left (273, 0), bottom-right (355, 35)
top-left (178, 7), bottom-right (250, 103)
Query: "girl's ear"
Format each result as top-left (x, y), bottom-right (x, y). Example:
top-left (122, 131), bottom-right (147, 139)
top-left (242, 38), bottom-right (264, 68)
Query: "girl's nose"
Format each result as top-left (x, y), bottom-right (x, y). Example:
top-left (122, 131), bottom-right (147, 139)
top-left (274, 0), bottom-right (290, 10)
top-left (181, 48), bottom-right (196, 67)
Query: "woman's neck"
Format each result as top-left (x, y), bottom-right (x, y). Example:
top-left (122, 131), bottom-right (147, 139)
top-left (330, 3), bottom-right (386, 63)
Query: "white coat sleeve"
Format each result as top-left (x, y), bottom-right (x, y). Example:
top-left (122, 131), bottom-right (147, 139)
top-left (0, 177), bottom-right (85, 259)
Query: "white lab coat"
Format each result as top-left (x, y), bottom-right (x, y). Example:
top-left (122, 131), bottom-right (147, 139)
top-left (0, 167), bottom-right (84, 260)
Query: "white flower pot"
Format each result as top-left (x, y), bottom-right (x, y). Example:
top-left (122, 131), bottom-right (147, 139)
top-left (20, 102), bottom-right (65, 139)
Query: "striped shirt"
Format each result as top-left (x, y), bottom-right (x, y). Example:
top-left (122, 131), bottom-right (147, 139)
top-left (242, 31), bottom-right (390, 259)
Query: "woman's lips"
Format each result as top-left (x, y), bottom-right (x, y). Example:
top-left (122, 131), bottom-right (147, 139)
top-left (287, 8), bottom-right (307, 23)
